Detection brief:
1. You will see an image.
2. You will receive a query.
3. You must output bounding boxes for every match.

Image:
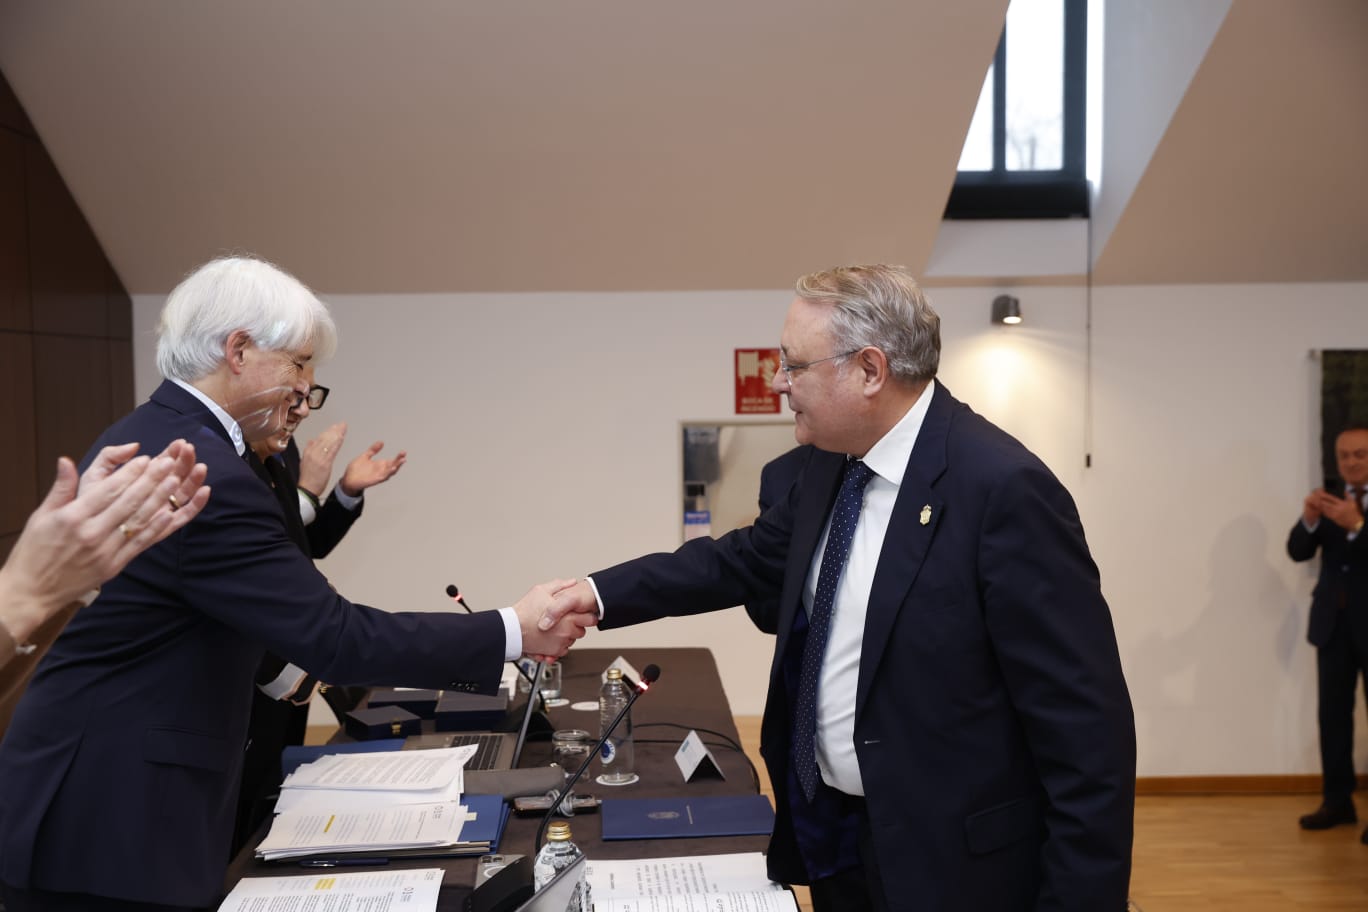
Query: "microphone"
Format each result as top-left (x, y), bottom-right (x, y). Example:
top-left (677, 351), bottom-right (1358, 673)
top-left (445, 583), bottom-right (540, 699)
top-left (445, 583), bottom-right (473, 613)
top-left (535, 663), bottom-right (661, 851)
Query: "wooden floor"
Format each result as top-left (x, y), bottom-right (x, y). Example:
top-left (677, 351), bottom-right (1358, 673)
top-left (731, 716), bottom-right (1368, 912)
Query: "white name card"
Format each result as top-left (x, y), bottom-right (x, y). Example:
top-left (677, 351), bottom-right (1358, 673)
top-left (674, 729), bottom-right (726, 782)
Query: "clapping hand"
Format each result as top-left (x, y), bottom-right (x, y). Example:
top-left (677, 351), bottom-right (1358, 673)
top-left (298, 422), bottom-right (348, 497)
top-left (338, 441), bottom-right (407, 498)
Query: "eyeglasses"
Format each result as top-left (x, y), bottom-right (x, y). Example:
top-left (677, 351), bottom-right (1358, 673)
top-left (287, 385), bottom-right (330, 410)
top-left (777, 349), bottom-right (861, 382)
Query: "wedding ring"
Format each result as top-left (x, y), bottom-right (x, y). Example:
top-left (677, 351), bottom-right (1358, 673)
top-left (119, 523), bottom-right (134, 540)
top-left (168, 493), bottom-right (181, 511)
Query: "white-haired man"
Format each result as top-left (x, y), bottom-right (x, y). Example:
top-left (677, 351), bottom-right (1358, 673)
top-left (0, 256), bottom-right (591, 911)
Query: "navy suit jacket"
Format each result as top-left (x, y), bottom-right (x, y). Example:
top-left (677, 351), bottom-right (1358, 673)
top-left (1287, 513), bottom-right (1368, 648)
top-left (743, 445), bottom-right (813, 634)
top-left (593, 384), bottom-right (1135, 911)
top-left (0, 381), bottom-right (507, 906)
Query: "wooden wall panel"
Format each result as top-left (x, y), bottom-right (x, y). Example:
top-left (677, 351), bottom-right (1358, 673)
top-left (2, 66), bottom-right (132, 559)
top-left (33, 335), bottom-right (112, 491)
top-left (0, 332), bottom-right (37, 535)
top-left (109, 335), bottom-right (135, 419)
top-left (0, 131), bottom-right (28, 332)
top-left (0, 69), bottom-right (34, 137)
top-left (25, 143), bottom-right (108, 338)
top-left (107, 264), bottom-right (132, 340)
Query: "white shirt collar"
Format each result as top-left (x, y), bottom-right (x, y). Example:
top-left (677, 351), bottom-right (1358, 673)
top-left (859, 378), bottom-right (935, 487)
top-left (169, 377), bottom-right (246, 456)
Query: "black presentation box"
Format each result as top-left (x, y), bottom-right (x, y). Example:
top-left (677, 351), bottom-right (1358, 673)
top-left (345, 706), bottom-right (422, 740)
top-left (367, 687), bottom-right (441, 718)
top-left (435, 691), bottom-right (508, 732)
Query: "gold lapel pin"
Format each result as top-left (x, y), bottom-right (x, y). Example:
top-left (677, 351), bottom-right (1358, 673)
top-left (920, 504), bottom-right (932, 526)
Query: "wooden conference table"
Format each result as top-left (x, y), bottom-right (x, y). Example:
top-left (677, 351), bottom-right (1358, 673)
top-left (224, 647), bottom-right (772, 909)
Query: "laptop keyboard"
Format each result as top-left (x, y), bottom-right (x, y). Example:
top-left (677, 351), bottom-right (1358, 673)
top-left (448, 732), bottom-right (505, 770)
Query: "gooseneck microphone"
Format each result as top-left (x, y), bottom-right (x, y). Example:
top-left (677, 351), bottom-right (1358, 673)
top-left (445, 583), bottom-right (539, 692)
top-left (535, 663), bottom-right (661, 851)
top-left (445, 583), bottom-right (473, 613)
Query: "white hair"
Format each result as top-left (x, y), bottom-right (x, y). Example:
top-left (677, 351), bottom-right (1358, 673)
top-left (155, 256), bottom-right (337, 382)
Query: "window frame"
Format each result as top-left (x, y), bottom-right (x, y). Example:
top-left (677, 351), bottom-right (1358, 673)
top-left (944, 0), bottom-right (1089, 219)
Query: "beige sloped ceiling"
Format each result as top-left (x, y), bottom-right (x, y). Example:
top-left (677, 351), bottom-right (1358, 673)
top-left (0, 0), bottom-right (1009, 293)
top-left (1, 0), bottom-right (1363, 292)
top-left (1092, 0), bottom-right (1368, 285)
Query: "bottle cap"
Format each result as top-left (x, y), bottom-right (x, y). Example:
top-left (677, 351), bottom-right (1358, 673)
top-left (547, 820), bottom-right (573, 841)
top-left (606, 667), bottom-right (623, 680)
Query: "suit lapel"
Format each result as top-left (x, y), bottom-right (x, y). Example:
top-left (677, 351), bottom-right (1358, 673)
top-left (773, 449), bottom-right (845, 674)
top-left (149, 379), bottom-right (236, 450)
top-left (854, 383), bottom-right (956, 715)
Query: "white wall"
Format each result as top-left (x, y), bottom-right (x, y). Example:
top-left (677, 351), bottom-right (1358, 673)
top-left (133, 278), bottom-right (1368, 776)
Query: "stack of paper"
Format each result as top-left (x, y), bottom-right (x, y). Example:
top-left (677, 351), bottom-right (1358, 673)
top-left (254, 744), bottom-right (507, 861)
top-left (218, 867), bottom-right (444, 911)
top-left (275, 744), bottom-right (474, 814)
top-left (584, 853), bottom-right (797, 912)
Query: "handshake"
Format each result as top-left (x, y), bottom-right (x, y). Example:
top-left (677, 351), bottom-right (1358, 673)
top-left (509, 578), bottom-right (603, 662)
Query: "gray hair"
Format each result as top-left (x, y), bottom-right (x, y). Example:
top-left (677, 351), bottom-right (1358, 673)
top-left (794, 264), bottom-right (940, 384)
top-left (156, 256), bottom-right (337, 382)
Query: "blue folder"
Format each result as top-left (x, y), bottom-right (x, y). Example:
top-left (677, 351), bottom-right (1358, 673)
top-left (600, 794), bottom-right (775, 840)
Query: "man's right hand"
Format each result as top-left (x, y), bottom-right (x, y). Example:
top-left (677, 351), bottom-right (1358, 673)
top-left (299, 422), bottom-right (347, 497)
top-left (539, 578), bottom-right (600, 632)
top-left (514, 578), bottom-right (595, 661)
top-left (1304, 490), bottom-right (1326, 526)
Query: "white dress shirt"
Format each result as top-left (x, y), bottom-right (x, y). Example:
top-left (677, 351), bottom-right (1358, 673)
top-left (808, 380), bottom-right (934, 795)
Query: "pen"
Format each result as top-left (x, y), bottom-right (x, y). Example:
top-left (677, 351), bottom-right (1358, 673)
top-left (298, 857), bottom-right (390, 868)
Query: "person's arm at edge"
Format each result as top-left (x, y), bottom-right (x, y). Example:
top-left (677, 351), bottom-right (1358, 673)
top-left (0, 441), bottom-right (209, 661)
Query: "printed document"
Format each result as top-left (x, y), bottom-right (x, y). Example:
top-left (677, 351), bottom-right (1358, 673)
top-left (281, 745), bottom-right (476, 791)
top-left (584, 853), bottom-right (795, 912)
top-left (255, 800), bottom-right (466, 861)
top-left (217, 867), bottom-right (443, 910)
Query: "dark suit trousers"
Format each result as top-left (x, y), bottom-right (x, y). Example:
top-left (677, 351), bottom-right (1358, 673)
top-left (1317, 608), bottom-right (1368, 800)
top-left (807, 796), bottom-right (888, 912)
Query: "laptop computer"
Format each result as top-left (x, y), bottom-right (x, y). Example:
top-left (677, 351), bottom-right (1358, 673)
top-left (443, 659), bottom-right (546, 771)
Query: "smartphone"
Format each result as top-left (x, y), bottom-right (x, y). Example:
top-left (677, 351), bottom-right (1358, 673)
top-left (511, 793), bottom-right (601, 815)
top-left (1324, 476), bottom-right (1345, 498)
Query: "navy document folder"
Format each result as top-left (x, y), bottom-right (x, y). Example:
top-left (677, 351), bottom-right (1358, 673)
top-left (600, 795), bottom-right (775, 840)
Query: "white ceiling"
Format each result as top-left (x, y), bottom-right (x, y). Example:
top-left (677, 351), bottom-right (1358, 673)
top-left (0, 0), bottom-right (1363, 294)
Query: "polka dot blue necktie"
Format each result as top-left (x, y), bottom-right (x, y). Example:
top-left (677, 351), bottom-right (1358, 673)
top-left (793, 458), bottom-right (876, 802)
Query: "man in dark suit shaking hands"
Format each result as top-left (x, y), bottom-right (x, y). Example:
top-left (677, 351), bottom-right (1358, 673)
top-left (543, 265), bottom-right (1135, 911)
top-left (0, 255), bottom-right (591, 911)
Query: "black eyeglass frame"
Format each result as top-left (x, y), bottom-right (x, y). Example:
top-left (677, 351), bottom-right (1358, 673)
top-left (288, 385), bottom-right (330, 410)
top-left (777, 349), bottom-right (861, 382)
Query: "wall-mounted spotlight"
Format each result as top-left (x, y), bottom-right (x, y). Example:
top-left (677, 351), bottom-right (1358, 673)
top-left (992, 294), bottom-right (1022, 325)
